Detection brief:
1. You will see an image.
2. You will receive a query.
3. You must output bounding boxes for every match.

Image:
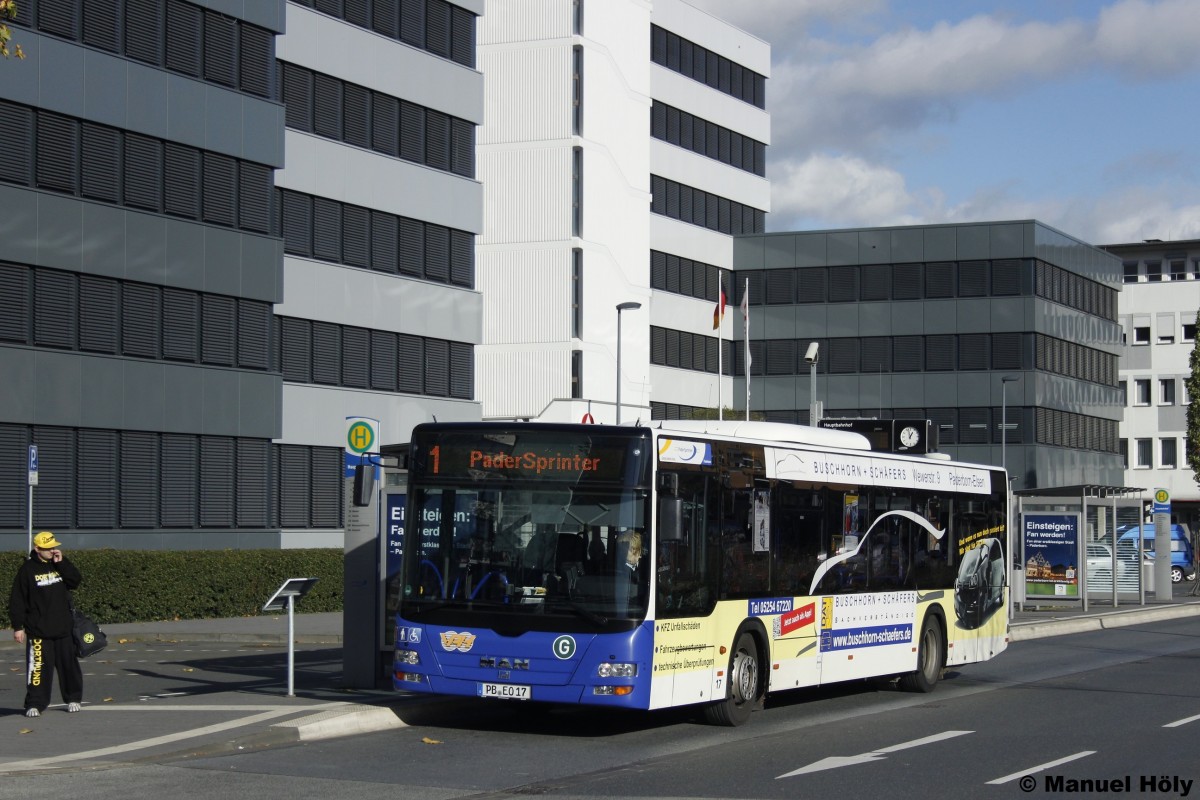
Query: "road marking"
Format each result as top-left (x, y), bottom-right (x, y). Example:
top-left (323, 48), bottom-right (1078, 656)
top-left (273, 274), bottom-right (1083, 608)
top-left (776, 730), bottom-right (973, 778)
top-left (1164, 712), bottom-right (1200, 728)
top-left (0, 702), bottom-right (352, 773)
top-left (986, 751), bottom-right (1096, 785)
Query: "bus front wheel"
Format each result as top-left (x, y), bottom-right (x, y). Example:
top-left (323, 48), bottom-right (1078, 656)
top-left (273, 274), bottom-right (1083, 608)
top-left (703, 631), bottom-right (762, 726)
top-left (898, 615), bottom-right (944, 693)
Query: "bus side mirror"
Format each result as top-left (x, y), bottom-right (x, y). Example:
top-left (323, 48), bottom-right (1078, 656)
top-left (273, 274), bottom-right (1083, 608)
top-left (659, 497), bottom-right (683, 542)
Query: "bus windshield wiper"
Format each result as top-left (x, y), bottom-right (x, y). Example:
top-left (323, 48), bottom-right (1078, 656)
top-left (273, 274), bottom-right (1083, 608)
top-left (551, 600), bottom-right (609, 626)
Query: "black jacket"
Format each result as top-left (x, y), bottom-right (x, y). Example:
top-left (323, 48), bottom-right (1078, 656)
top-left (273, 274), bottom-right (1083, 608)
top-left (8, 552), bottom-right (82, 639)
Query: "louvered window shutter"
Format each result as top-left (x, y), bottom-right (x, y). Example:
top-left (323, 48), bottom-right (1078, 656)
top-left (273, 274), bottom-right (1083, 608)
top-left (311, 321), bottom-right (341, 385)
top-left (449, 229), bottom-right (473, 287)
top-left (238, 161), bottom-right (272, 233)
top-left (280, 317), bottom-right (312, 382)
top-left (399, 0), bottom-right (424, 48)
top-left (0, 263), bottom-right (30, 343)
top-left (32, 427), bottom-right (74, 528)
top-left (38, 0), bottom-right (78, 39)
top-left (83, 0), bottom-right (121, 53)
top-left (120, 431), bottom-right (159, 527)
top-left (282, 63), bottom-right (314, 132)
top-left (161, 434), bottom-right (198, 527)
top-left (236, 439), bottom-right (269, 526)
top-left (313, 73), bottom-right (343, 140)
top-left (398, 334), bottom-right (424, 393)
top-left (165, 0), bottom-right (202, 76)
top-left (766, 269), bottom-right (796, 304)
top-left (340, 326), bottom-right (369, 388)
top-left (200, 436), bottom-right (235, 527)
top-left (424, 339), bottom-right (449, 396)
top-left (650, 327), bottom-right (665, 364)
top-left (203, 10), bottom-right (237, 86)
top-left (398, 217), bottom-right (424, 276)
top-left (77, 430), bottom-right (118, 528)
top-left (34, 270), bottom-right (78, 349)
top-left (312, 197), bottom-right (342, 261)
top-left (450, 5), bottom-right (475, 67)
top-left (424, 225), bottom-right (449, 282)
top-left (373, 0), bottom-right (399, 37)
top-left (281, 190), bottom-right (313, 256)
top-left (343, 205), bottom-right (370, 267)
top-left (277, 445), bottom-right (310, 527)
top-left (828, 267), bottom-right (859, 302)
top-left (80, 123), bottom-right (122, 203)
top-left (237, 299), bottom-right (271, 369)
top-left (425, 110), bottom-right (450, 170)
top-left (370, 330), bottom-right (398, 391)
top-left (164, 143), bottom-right (200, 218)
top-left (399, 101), bottom-right (425, 163)
top-left (426, 0), bottom-right (451, 57)
top-left (36, 113), bottom-right (78, 194)
top-left (125, 0), bottom-right (164, 65)
top-left (239, 24), bottom-right (273, 98)
top-left (371, 93), bottom-right (400, 156)
top-left (202, 152), bottom-right (236, 227)
top-left (893, 263), bottom-right (923, 300)
top-left (310, 448), bottom-right (341, 528)
top-left (0, 101), bottom-right (32, 185)
top-left (449, 342), bottom-right (473, 399)
top-left (766, 340), bottom-right (795, 375)
top-left (370, 211), bottom-right (399, 273)
top-left (79, 275), bottom-right (119, 354)
top-left (124, 134), bottom-right (163, 211)
top-left (201, 294), bottom-right (236, 366)
top-left (925, 335), bottom-right (956, 370)
top-left (343, 83), bottom-right (370, 149)
top-left (121, 283), bottom-right (162, 358)
top-left (162, 288), bottom-right (199, 361)
top-left (450, 117), bottom-right (474, 177)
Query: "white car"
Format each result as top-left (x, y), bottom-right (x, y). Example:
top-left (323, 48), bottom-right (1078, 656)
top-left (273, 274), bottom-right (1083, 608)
top-left (1085, 543), bottom-right (1126, 587)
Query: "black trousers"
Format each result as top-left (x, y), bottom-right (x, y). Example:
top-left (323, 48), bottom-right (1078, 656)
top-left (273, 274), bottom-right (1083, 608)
top-left (24, 635), bottom-right (83, 711)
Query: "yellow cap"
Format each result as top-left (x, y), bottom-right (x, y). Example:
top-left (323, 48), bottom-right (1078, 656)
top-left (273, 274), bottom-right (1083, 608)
top-left (33, 531), bottom-right (61, 549)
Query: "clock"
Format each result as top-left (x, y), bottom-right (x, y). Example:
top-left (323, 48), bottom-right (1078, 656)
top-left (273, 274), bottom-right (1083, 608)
top-left (899, 426), bottom-right (920, 448)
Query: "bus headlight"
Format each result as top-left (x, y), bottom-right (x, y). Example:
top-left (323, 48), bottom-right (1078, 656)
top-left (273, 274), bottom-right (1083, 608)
top-left (395, 649), bottom-right (421, 666)
top-left (597, 662), bottom-right (637, 678)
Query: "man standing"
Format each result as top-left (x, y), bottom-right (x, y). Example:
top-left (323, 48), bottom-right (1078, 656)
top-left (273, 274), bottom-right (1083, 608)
top-left (8, 531), bottom-right (83, 717)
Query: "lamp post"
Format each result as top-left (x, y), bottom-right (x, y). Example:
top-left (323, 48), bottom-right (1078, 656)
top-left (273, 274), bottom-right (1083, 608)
top-left (1001, 375), bottom-right (1019, 472)
top-left (805, 342), bottom-right (820, 426)
top-left (615, 302), bottom-right (641, 424)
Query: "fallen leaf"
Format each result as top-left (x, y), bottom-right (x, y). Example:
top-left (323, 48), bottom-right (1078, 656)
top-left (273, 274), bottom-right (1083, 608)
top-left (118, 638), bottom-right (130, 644)
top-left (19, 728), bottom-right (34, 734)
top-left (182, 667), bottom-right (194, 672)
top-left (103, 697), bottom-right (114, 702)
top-left (421, 737), bottom-right (443, 745)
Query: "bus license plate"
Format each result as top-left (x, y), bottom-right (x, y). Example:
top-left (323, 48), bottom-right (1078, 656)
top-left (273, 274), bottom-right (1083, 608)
top-left (479, 682), bottom-right (531, 700)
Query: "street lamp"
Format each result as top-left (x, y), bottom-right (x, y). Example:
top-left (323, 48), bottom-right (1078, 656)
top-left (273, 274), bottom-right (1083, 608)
top-left (805, 342), bottom-right (820, 426)
top-left (1001, 375), bottom-right (1019, 471)
top-left (615, 302), bottom-right (641, 424)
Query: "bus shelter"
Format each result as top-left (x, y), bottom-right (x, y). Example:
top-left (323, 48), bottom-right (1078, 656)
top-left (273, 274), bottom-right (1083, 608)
top-left (1013, 484), bottom-right (1147, 612)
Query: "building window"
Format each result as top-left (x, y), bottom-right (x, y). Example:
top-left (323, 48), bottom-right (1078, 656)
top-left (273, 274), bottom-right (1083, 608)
top-left (1133, 326), bottom-right (1150, 345)
top-left (1184, 323), bottom-right (1197, 343)
top-left (572, 248), bottom-right (583, 338)
top-left (571, 349), bottom-right (582, 399)
top-left (1145, 261), bottom-right (1162, 282)
top-left (1123, 262), bottom-right (1138, 283)
top-left (1119, 439), bottom-right (1128, 469)
top-left (1161, 438), bottom-right (1178, 468)
top-left (1135, 379), bottom-right (1151, 406)
top-left (1160, 378), bottom-right (1176, 405)
top-left (572, 146), bottom-right (582, 237)
top-left (1135, 438), bottom-right (1152, 468)
top-left (1170, 260), bottom-right (1187, 280)
top-left (1119, 380), bottom-right (1127, 406)
top-left (572, 45), bottom-right (583, 136)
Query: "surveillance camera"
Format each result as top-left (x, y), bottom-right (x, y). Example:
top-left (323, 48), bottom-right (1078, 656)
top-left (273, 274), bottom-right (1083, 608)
top-left (804, 342), bottom-right (819, 364)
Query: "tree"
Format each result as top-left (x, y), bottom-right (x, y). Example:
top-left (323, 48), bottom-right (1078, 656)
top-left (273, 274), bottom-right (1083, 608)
top-left (1186, 309), bottom-right (1200, 487)
top-left (1, 1), bottom-right (24, 60)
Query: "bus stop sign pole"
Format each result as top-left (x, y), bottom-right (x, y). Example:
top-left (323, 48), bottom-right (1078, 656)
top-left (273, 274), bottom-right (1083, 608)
top-left (263, 578), bottom-right (319, 696)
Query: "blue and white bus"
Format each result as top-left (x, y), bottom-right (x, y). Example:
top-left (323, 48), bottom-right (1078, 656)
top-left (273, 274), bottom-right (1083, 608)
top-left (393, 420), bottom-right (1009, 725)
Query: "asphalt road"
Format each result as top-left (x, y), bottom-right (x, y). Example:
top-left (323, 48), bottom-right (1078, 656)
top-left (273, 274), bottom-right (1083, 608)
top-left (3, 615), bottom-right (1196, 800)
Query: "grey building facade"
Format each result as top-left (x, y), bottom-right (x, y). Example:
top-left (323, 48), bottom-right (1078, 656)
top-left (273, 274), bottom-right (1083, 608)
top-left (0, 0), bottom-right (483, 552)
top-left (721, 221), bottom-right (1125, 490)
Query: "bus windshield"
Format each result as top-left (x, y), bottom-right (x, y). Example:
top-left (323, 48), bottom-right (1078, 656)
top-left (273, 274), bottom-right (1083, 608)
top-left (399, 426), bottom-right (652, 632)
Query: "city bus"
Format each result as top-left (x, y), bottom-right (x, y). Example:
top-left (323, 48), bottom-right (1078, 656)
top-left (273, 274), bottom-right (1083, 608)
top-left (392, 420), bottom-right (1009, 725)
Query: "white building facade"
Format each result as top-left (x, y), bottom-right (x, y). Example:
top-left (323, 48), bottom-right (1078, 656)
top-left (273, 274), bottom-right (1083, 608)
top-left (476, 0), bottom-right (770, 424)
top-left (1105, 239), bottom-right (1200, 531)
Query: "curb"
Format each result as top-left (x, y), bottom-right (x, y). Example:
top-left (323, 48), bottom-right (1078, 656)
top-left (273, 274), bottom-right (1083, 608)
top-left (1010, 601), bottom-right (1200, 642)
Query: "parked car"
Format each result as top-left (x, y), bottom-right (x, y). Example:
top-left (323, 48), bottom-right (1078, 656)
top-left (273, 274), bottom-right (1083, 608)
top-left (1115, 525), bottom-right (1196, 584)
top-left (1085, 542), bottom-right (1127, 587)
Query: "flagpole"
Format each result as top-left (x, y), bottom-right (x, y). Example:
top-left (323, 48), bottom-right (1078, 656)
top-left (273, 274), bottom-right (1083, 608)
top-left (717, 300), bottom-right (723, 421)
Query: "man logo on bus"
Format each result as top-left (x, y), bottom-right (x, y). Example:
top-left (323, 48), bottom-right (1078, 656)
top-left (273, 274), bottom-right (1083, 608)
top-left (440, 631), bottom-right (477, 652)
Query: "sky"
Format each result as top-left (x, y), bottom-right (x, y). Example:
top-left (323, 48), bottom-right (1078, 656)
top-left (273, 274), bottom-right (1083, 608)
top-left (685, 0), bottom-right (1200, 245)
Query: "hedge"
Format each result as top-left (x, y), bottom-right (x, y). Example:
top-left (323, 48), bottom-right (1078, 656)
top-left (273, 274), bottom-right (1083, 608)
top-left (0, 549), bottom-right (344, 628)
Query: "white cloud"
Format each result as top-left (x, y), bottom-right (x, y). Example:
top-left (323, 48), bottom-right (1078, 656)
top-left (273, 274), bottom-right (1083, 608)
top-left (769, 153), bottom-right (936, 230)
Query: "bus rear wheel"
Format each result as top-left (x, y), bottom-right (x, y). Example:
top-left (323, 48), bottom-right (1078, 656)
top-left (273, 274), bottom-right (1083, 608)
top-left (898, 616), bottom-right (944, 693)
top-left (703, 631), bottom-right (762, 726)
